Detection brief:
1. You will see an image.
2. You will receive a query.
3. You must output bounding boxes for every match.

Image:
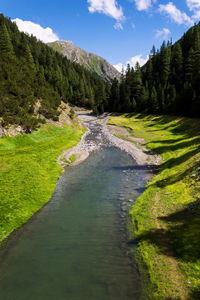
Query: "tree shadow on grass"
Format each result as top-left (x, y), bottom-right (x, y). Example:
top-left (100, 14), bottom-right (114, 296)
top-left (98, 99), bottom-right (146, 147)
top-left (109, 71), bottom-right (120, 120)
top-left (149, 138), bottom-right (184, 144)
top-left (146, 151), bottom-right (200, 190)
top-left (147, 137), bottom-right (200, 155)
top-left (153, 165), bottom-right (198, 188)
top-left (128, 199), bottom-right (200, 263)
top-left (162, 287), bottom-right (200, 299)
top-left (189, 288), bottom-right (200, 300)
top-left (163, 298), bottom-right (183, 300)
top-left (124, 113), bottom-right (200, 139)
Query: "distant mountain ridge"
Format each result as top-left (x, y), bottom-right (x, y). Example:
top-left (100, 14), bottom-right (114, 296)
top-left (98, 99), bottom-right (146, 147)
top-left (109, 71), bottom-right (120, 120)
top-left (48, 40), bottom-right (120, 81)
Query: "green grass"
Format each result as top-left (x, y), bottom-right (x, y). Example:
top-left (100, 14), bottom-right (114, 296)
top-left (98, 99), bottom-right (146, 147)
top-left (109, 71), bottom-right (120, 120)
top-left (68, 154), bottom-right (76, 164)
top-left (0, 124), bottom-right (85, 242)
top-left (109, 114), bottom-right (200, 300)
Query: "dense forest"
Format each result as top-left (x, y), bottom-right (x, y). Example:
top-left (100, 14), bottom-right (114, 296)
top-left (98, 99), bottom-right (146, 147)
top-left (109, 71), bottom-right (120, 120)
top-left (109, 23), bottom-right (200, 117)
top-left (0, 14), bottom-right (109, 131)
top-left (1, 13), bottom-right (200, 132)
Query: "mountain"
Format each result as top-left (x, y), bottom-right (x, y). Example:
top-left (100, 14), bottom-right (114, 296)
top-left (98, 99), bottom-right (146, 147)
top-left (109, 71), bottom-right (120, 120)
top-left (48, 40), bottom-right (120, 81)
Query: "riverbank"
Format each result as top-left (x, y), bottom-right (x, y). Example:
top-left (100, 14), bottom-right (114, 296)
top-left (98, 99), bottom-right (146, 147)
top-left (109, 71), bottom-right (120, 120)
top-left (0, 123), bottom-right (85, 242)
top-left (108, 114), bottom-right (200, 300)
top-left (59, 111), bottom-right (160, 168)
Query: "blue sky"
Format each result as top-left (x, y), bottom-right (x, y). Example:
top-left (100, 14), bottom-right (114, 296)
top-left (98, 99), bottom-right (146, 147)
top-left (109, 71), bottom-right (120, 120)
top-left (1, 0), bottom-right (200, 70)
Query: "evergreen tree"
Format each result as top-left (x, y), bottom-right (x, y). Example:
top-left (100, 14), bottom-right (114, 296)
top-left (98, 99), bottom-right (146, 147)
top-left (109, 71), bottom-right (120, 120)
top-left (0, 23), bottom-right (15, 59)
top-left (149, 86), bottom-right (158, 112)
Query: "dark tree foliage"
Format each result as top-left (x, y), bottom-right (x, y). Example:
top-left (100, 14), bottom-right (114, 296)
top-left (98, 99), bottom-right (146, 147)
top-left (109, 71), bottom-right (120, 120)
top-left (0, 14), bottom-right (109, 131)
top-left (109, 23), bottom-right (200, 117)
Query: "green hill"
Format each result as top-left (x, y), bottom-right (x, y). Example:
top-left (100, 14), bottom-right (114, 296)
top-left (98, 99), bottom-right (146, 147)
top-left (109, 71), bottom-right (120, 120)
top-left (0, 14), bottom-right (110, 133)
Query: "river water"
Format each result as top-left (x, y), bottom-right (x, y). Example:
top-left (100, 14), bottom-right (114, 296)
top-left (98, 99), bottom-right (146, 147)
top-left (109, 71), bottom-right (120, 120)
top-left (0, 118), bottom-right (151, 300)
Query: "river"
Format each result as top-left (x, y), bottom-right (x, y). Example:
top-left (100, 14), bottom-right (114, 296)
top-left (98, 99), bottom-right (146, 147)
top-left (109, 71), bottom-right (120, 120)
top-left (0, 115), bottom-right (151, 300)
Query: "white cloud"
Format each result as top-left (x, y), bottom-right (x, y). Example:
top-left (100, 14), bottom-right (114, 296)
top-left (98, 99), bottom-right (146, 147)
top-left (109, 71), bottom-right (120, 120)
top-left (133, 0), bottom-right (153, 11)
top-left (12, 18), bottom-right (59, 43)
top-left (186, 0), bottom-right (200, 20)
top-left (114, 21), bottom-right (123, 30)
top-left (87, 0), bottom-right (124, 20)
top-left (155, 28), bottom-right (171, 39)
top-left (128, 54), bottom-right (149, 67)
top-left (114, 54), bottom-right (149, 72)
top-left (192, 9), bottom-right (200, 19)
top-left (114, 63), bottom-right (124, 72)
top-left (186, 0), bottom-right (200, 11)
top-left (158, 2), bottom-right (193, 26)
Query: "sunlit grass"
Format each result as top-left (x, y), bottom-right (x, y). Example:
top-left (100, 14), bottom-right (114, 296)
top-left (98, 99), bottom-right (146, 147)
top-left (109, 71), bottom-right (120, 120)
top-left (109, 114), bottom-right (200, 300)
top-left (0, 124), bottom-right (84, 242)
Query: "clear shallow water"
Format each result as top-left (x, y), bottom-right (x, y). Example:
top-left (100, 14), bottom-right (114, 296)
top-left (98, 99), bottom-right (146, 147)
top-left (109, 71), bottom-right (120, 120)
top-left (0, 147), bottom-right (150, 300)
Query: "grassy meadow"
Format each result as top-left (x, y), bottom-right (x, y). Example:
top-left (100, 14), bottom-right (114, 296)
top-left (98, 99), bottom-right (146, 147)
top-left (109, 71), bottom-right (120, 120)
top-left (109, 114), bottom-right (200, 300)
top-left (0, 124), bottom-right (84, 242)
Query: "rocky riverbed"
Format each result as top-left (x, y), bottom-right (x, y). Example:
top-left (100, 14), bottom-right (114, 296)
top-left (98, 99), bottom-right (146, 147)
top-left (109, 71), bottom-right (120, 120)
top-left (58, 111), bottom-right (161, 168)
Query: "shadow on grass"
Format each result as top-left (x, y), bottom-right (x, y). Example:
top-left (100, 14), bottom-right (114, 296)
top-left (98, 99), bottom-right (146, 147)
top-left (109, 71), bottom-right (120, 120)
top-left (163, 298), bottom-right (183, 300)
top-left (147, 148), bottom-right (200, 189)
top-left (124, 113), bottom-right (200, 139)
top-left (149, 138), bottom-right (184, 144)
top-left (128, 199), bottom-right (200, 263)
top-left (147, 137), bottom-right (200, 155)
top-left (189, 288), bottom-right (200, 300)
top-left (153, 163), bottom-right (199, 188)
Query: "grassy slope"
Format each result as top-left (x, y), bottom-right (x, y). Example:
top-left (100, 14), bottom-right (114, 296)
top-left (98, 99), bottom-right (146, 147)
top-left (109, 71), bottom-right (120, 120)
top-left (109, 114), bottom-right (200, 300)
top-left (0, 124), bottom-right (85, 242)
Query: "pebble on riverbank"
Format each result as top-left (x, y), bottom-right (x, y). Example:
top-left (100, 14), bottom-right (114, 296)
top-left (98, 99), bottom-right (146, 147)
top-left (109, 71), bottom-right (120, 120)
top-left (58, 111), bottom-right (161, 168)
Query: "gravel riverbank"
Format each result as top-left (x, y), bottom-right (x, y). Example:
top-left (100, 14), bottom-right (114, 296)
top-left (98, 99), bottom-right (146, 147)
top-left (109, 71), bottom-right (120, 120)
top-left (58, 111), bottom-right (161, 167)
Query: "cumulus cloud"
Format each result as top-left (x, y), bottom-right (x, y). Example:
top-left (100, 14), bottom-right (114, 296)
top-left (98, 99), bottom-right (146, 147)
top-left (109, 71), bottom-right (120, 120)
top-left (186, 0), bottom-right (200, 20)
top-left (114, 54), bottom-right (149, 72)
top-left (155, 28), bottom-right (171, 39)
top-left (192, 9), bottom-right (200, 19)
top-left (114, 63), bottom-right (124, 72)
top-left (186, 0), bottom-right (200, 11)
top-left (158, 2), bottom-right (193, 26)
top-left (12, 18), bottom-right (59, 43)
top-left (133, 0), bottom-right (153, 11)
top-left (128, 54), bottom-right (149, 67)
top-left (87, 0), bottom-right (124, 20)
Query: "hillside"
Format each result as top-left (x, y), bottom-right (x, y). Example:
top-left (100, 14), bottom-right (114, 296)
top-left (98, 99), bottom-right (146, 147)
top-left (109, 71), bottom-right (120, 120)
top-left (0, 14), bottom-right (110, 133)
top-left (109, 23), bottom-right (200, 118)
top-left (48, 40), bottom-right (120, 81)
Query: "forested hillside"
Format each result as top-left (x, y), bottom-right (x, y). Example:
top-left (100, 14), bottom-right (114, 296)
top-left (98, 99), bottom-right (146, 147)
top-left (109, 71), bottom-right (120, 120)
top-left (1, 12), bottom-right (200, 134)
top-left (109, 23), bottom-right (200, 117)
top-left (0, 14), bottom-right (109, 132)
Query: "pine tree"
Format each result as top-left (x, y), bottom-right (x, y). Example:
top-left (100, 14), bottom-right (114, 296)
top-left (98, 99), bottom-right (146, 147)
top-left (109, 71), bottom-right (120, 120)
top-left (171, 43), bottom-right (183, 89)
top-left (185, 48), bottom-right (194, 83)
top-left (149, 86), bottom-right (158, 112)
top-left (132, 62), bottom-right (143, 109)
top-left (160, 46), bottom-right (171, 87)
top-left (110, 78), bottom-right (120, 111)
top-left (0, 23), bottom-right (15, 60)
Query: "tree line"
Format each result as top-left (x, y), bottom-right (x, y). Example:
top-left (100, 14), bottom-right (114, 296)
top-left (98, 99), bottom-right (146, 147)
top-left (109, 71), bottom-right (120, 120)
top-left (0, 14), bottom-right (109, 131)
top-left (109, 23), bottom-right (200, 117)
top-left (1, 13), bottom-right (200, 132)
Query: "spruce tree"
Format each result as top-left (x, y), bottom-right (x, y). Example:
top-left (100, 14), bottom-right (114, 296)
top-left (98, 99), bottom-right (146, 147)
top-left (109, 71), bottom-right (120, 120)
top-left (0, 23), bottom-right (15, 60)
